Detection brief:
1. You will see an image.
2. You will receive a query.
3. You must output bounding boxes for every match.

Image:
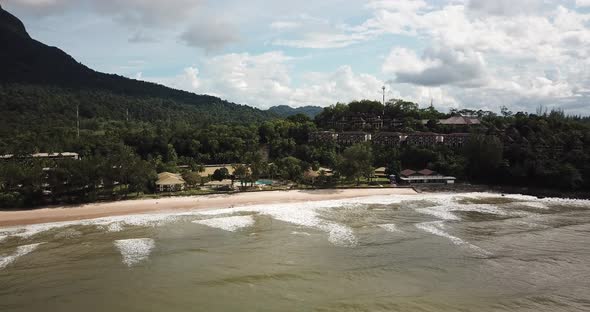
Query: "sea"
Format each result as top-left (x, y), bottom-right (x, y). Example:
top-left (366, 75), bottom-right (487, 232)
top-left (1, 192), bottom-right (589, 312)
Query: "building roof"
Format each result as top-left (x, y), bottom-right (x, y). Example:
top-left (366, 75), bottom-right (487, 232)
top-left (400, 169), bottom-right (417, 177)
top-left (0, 152), bottom-right (79, 159)
top-left (409, 132), bottom-right (440, 136)
top-left (440, 116), bottom-right (481, 125)
top-left (340, 131), bottom-right (369, 135)
top-left (373, 132), bottom-right (402, 137)
top-left (156, 172), bottom-right (186, 186)
top-left (418, 169), bottom-right (436, 176)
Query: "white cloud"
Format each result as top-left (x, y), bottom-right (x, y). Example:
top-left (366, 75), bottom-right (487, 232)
top-left (576, 0), bottom-right (590, 8)
top-left (3, 0), bottom-right (74, 15)
top-left (180, 19), bottom-right (240, 52)
top-left (148, 52), bottom-right (394, 109)
top-left (92, 0), bottom-right (204, 27)
top-left (467, 0), bottom-right (543, 16)
top-left (383, 46), bottom-right (488, 87)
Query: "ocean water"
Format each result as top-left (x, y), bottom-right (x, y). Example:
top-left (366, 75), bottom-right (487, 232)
top-left (1, 193), bottom-right (590, 312)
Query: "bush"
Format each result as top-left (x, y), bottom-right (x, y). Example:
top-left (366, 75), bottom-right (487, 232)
top-left (0, 192), bottom-right (24, 209)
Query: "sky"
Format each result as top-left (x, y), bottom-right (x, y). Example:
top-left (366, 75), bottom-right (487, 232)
top-left (3, 0), bottom-right (590, 114)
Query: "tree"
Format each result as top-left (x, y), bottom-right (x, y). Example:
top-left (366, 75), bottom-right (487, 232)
top-left (337, 143), bottom-right (374, 185)
top-left (232, 164), bottom-right (250, 187)
top-left (276, 156), bottom-right (308, 182)
top-left (182, 171), bottom-right (201, 188)
top-left (212, 167), bottom-right (230, 182)
top-left (464, 135), bottom-right (504, 181)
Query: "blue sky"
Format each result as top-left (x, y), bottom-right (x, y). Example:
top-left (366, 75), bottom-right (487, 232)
top-left (3, 0), bottom-right (590, 114)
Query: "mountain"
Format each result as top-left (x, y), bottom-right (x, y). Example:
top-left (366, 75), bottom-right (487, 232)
top-left (267, 105), bottom-right (324, 118)
top-left (0, 5), bottom-right (274, 132)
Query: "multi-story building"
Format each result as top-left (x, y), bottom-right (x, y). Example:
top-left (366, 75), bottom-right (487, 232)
top-left (443, 133), bottom-right (470, 148)
top-left (309, 131), bottom-right (338, 143)
top-left (406, 132), bottom-right (444, 147)
top-left (383, 117), bottom-right (404, 129)
top-left (372, 132), bottom-right (403, 147)
top-left (337, 132), bottom-right (372, 145)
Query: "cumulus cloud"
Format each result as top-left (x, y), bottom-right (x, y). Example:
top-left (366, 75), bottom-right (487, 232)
top-left (128, 31), bottom-right (156, 43)
top-left (3, 0), bottom-right (74, 16)
top-left (383, 46), bottom-right (488, 87)
top-left (147, 51), bottom-right (393, 109)
top-left (180, 19), bottom-right (240, 52)
top-left (467, 0), bottom-right (543, 16)
top-left (92, 0), bottom-right (204, 27)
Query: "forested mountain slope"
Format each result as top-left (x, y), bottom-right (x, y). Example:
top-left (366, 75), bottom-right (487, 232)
top-left (0, 5), bottom-right (275, 139)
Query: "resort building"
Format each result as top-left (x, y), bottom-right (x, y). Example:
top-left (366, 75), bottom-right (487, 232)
top-left (337, 132), bottom-right (372, 145)
top-left (372, 132), bottom-right (404, 147)
top-left (439, 116), bottom-right (481, 126)
top-left (156, 172), bottom-right (186, 192)
top-left (443, 133), bottom-right (470, 148)
top-left (374, 167), bottom-right (388, 178)
top-left (399, 169), bottom-right (456, 184)
top-left (0, 152), bottom-right (80, 161)
top-left (405, 132), bottom-right (444, 147)
top-left (309, 131), bottom-right (338, 143)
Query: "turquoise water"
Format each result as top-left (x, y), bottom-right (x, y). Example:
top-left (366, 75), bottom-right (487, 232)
top-left (255, 179), bottom-right (274, 185)
top-left (1, 193), bottom-right (590, 311)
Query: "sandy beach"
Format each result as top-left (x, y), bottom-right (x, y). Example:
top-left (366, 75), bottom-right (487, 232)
top-left (0, 188), bottom-right (417, 227)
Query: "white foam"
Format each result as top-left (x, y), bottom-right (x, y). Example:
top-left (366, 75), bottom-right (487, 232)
top-left (106, 222), bottom-right (124, 233)
top-left (291, 231), bottom-right (311, 236)
top-left (195, 199), bottom-right (363, 247)
top-left (415, 221), bottom-right (490, 256)
top-left (416, 202), bottom-right (508, 221)
top-left (54, 229), bottom-right (82, 239)
top-left (193, 215), bottom-right (255, 232)
top-left (114, 238), bottom-right (155, 267)
top-left (1, 192), bottom-right (586, 244)
top-left (0, 243), bottom-right (44, 269)
top-left (378, 224), bottom-right (401, 233)
top-left (517, 201), bottom-right (549, 210)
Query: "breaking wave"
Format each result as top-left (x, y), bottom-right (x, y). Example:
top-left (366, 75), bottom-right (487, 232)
top-left (0, 243), bottom-right (44, 270)
top-left (193, 215), bottom-right (255, 232)
top-left (114, 238), bottom-right (155, 267)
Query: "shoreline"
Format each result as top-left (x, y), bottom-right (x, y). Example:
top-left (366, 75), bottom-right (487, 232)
top-left (0, 188), bottom-right (418, 228)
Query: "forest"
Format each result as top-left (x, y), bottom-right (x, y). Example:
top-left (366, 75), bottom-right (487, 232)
top-left (1, 93), bottom-right (589, 209)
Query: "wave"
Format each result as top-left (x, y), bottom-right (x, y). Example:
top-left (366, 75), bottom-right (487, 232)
top-left (193, 215), bottom-right (255, 232)
top-left (378, 224), bottom-right (401, 233)
top-left (415, 221), bottom-right (491, 257)
top-left (114, 238), bottom-right (155, 267)
top-left (0, 243), bottom-right (44, 270)
top-left (1, 192), bottom-right (588, 246)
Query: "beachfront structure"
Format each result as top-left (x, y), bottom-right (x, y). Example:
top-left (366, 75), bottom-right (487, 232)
top-left (0, 152), bottom-right (80, 161)
top-left (374, 167), bottom-right (388, 178)
top-left (399, 169), bottom-right (456, 184)
top-left (156, 172), bottom-right (186, 192)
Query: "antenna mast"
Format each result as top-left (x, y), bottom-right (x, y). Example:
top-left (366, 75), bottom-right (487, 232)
top-left (76, 103), bottom-right (80, 138)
